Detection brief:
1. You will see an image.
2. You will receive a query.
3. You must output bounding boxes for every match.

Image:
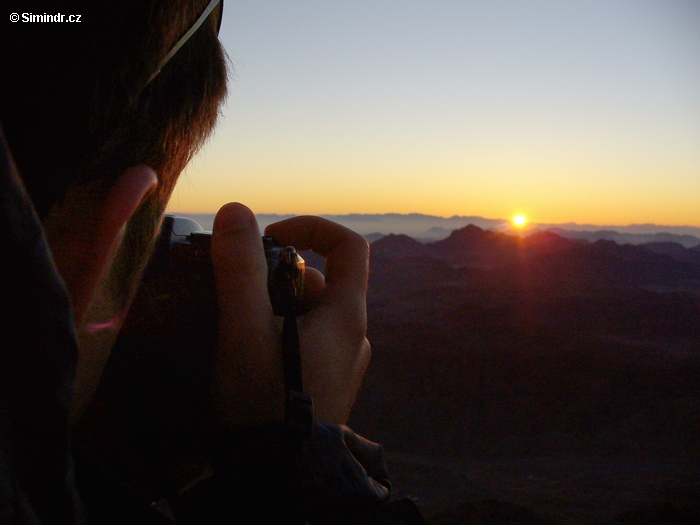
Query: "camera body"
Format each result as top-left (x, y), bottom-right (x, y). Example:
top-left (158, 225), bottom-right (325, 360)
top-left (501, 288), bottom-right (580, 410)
top-left (115, 214), bottom-right (305, 367)
top-left (155, 215), bottom-right (305, 317)
top-left (101, 215), bottom-right (306, 453)
top-left (98, 216), bottom-right (310, 454)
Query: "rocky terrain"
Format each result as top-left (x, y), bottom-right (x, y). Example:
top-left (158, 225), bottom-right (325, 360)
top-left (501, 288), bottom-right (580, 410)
top-left (345, 226), bottom-right (700, 524)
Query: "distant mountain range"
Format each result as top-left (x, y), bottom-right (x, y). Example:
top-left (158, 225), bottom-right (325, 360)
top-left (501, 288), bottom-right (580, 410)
top-left (545, 228), bottom-right (700, 249)
top-left (349, 222), bottom-right (700, 465)
top-left (368, 224), bottom-right (700, 292)
top-left (173, 212), bottom-right (700, 248)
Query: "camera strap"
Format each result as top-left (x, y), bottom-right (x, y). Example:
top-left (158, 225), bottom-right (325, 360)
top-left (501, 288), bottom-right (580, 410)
top-left (281, 313), bottom-right (313, 525)
top-left (270, 243), bottom-right (311, 523)
top-left (274, 244), bottom-right (312, 438)
top-left (282, 314), bottom-right (313, 437)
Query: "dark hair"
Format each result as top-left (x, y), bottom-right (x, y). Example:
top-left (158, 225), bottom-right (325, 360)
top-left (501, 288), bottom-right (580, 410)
top-left (0, 0), bottom-right (228, 218)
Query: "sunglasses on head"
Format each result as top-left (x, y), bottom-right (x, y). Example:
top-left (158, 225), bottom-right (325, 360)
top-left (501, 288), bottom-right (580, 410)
top-left (147, 0), bottom-right (224, 85)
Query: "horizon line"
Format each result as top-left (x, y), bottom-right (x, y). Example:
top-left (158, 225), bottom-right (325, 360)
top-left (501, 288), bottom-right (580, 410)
top-left (167, 210), bottom-right (700, 230)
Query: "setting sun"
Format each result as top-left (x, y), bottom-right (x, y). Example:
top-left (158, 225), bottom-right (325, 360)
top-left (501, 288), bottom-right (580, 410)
top-left (513, 215), bottom-right (527, 228)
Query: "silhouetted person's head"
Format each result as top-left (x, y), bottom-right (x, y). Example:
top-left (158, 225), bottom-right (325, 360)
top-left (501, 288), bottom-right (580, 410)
top-left (1, 0), bottom-right (227, 219)
top-left (1, 0), bottom-right (228, 416)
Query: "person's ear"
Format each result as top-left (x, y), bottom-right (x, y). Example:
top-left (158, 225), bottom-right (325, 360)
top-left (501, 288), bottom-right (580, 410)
top-left (44, 165), bottom-right (158, 327)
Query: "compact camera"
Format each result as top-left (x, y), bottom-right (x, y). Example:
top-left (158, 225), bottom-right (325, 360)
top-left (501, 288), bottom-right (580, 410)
top-left (101, 214), bottom-right (305, 452)
top-left (115, 214), bottom-right (305, 366)
top-left (101, 216), bottom-right (309, 455)
top-left (154, 214), bottom-right (306, 317)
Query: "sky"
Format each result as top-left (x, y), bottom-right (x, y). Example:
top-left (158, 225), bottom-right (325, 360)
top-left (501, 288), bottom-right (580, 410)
top-left (167, 0), bottom-right (700, 227)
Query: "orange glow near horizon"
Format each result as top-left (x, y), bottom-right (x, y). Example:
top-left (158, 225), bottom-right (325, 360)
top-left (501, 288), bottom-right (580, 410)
top-left (164, 2), bottom-right (700, 230)
top-left (168, 149), bottom-right (700, 227)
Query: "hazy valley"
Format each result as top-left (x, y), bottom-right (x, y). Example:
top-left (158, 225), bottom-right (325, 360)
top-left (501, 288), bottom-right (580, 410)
top-left (337, 225), bottom-right (700, 524)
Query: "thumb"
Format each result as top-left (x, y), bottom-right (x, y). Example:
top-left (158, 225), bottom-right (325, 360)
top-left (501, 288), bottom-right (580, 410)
top-left (211, 203), bottom-right (285, 426)
top-left (211, 202), bottom-right (270, 319)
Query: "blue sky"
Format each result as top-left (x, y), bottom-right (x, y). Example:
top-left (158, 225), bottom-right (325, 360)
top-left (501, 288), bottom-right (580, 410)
top-left (169, 0), bottom-right (700, 227)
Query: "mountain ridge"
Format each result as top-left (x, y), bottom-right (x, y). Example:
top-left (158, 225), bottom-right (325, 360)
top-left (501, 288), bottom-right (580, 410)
top-left (171, 212), bottom-right (700, 246)
top-left (372, 224), bottom-right (700, 287)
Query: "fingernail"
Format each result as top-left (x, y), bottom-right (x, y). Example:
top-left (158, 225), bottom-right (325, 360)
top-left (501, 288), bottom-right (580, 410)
top-left (215, 202), bottom-right (255, 234)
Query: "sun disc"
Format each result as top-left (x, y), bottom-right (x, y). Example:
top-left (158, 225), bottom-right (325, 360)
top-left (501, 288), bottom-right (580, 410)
top-left (513, 215), bottom-right (527, 227)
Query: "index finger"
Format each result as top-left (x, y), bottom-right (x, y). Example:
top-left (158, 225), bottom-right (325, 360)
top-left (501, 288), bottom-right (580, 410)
top-left (264, 216), bottom-right (369, 309)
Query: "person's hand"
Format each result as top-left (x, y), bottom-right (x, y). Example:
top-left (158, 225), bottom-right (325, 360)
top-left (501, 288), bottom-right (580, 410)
top-left (210, 203), bottom-right (371, 427)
